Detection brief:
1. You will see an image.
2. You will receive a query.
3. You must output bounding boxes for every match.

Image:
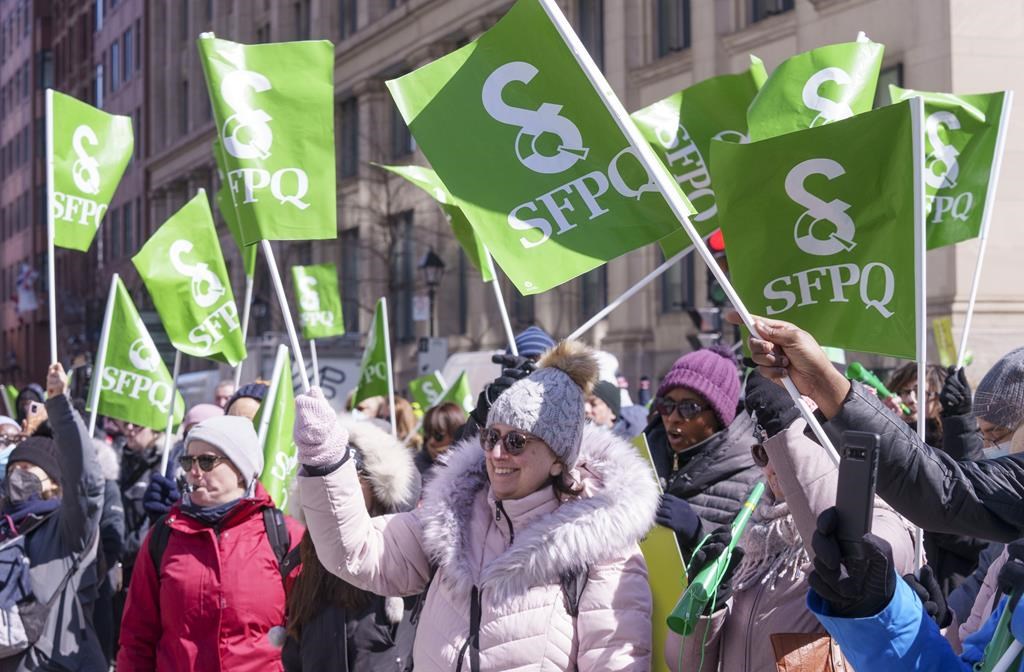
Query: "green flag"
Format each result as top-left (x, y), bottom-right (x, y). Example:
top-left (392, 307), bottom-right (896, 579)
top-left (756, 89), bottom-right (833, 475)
top-left (291, 263), bottom-right (345, 339)
top-left (378, 164), bottom-right (495, 282)
top-left (408, 371), bottom-right (446, 411)
top-left (213, 138), bottom-right (257, 276)
top-left (631, 59), bottom-right (767, 254)
top-left (712, 101), bottom-right (919, 359)
top-left (437, 371), bottom-right (474, 414)
top-left (256, 345), bottom-right (297, 508)
top-left (386, 0), bottom-right (688, 295)
top-left (352, 299), bottom-right (392, 405)
top-left (198, 34), bottom-right (336, 245)
top-left (48, 90), bottom-right (134, 252)
top-left (1, 384), bottom-right (16, 418)
top-left (131, 191), bottom-right (247, 366)
top-left (88, 277), bottom-right (185, 429)
top-left (890, 86), bottom-right (1009, 249)
top-left (746, 38), bottom-right (884, 142)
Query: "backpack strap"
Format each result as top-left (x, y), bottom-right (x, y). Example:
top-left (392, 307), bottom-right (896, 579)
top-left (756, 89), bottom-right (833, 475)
top-left (262, 507), bottom-right (299, 585)
top-left (147, 514), bottom-right (172, 574)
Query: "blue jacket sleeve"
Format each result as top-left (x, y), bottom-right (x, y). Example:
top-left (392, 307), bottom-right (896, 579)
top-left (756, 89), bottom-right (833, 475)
top-left (808, 576), bottom-right (970, 671)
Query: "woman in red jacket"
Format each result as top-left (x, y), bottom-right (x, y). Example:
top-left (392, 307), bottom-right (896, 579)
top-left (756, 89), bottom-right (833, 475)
top-left (117, 415), bottom-right (303, 672)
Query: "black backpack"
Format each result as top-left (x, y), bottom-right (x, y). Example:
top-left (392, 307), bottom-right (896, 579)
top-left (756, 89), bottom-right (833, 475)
top-left (148, 508), bottom-right (300, 586)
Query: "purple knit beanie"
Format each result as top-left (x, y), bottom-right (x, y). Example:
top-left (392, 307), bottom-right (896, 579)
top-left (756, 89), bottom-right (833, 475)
top-left (656, 345), bottom-right (740, 426)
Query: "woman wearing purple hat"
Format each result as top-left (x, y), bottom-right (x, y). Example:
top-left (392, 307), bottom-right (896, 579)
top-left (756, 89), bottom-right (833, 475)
top-left (645, 345), bottom-right (760, 559)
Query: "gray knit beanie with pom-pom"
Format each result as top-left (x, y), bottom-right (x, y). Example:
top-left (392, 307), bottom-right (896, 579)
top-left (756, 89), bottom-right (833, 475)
top-left (486, 340), bottom-right (599, 470)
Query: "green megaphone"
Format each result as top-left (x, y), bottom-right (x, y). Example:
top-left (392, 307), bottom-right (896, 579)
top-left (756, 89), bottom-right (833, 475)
top-left (846, 362), bottom-right (911, 416)
top-left (667, 481), bottom-right (765, 636)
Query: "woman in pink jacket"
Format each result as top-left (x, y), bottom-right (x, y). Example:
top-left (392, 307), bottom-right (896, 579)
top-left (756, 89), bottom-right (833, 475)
top-left (294, 341), bottom-right (658, 671)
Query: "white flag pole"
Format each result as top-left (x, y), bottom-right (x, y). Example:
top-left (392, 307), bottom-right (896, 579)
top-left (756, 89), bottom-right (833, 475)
top-left (485, 250), bottom-right (518, 356)
top-left (956, 91), bottom-right (1014, 368)
top-left (309, 339), bottom-right (320, 388)
top-left (45, 89), bottom-right (57, 364)
top-left (570, 246), bottom-right (695, 341)
top-left (233, 273), bottom-right (255, 388)
top-left (538, 0), bottom-right (839, 465)
top-left (158, 350), bottom-right (182, 477)
top-left (87, 274), bottom-right (119, 436)
top-left (257, 344), bottom-right (287, 450)
top-left (911, 96), bottom-right (928, 570)
top-left (380, 298), bottom-right (398, 437)
top-left (260, 241), bottom-right (310, 393)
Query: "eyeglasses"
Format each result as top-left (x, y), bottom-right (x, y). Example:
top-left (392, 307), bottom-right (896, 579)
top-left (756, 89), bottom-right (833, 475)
top-left (480, 426), bottom-right (539, 456)
top-left (751, 444), bottom-right (770, 468)
top-left (982, 425), bottom-right (1015, 448)
top-left (654, 398), bottom-right (709, 421)
top-left (178, 454), bottom-right (227, 472)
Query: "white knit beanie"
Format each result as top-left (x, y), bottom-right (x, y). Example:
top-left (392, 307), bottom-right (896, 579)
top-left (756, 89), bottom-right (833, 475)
top-left (487, 341), bottom-right (599, 470)
top-left (186, 415), bottom-right (264, 487)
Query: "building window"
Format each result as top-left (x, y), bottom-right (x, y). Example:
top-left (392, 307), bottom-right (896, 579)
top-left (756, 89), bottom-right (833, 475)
top-left (580, 266), bottom-right (607, 323)
top-left (511, 287), bottom-right (534, 328)
top-left (180, 0), bottom-right (189, 41)
top-left (390, 100), bottom-right (414, 159)
top-left (339, 97), bottom-right (359, 178)
top-left (294, 0), bottom-right (310, 40)
top-left (122, 201), bottom-right (133, 255)
top-left (109, 207), bottom-right (120, 259)
top-left (255, 23), bottom-right (270, 43)
top-left (93, 0), bottom-right (103, 32)
top-left (339, 0), bottom-right (357, 39)
top-left (660, 250), bottom-right (694, 313)
top-left (656, 0), bottom-right (690, 56)
top-left (340, 227), bottom-right (360, 332)
top-left (389, 211), bottom-right (415, 342)
top-left (874, 63), bottom-right (903, 108)
top-left (94, 62), bottom-right (104, 108)
top-left (110, 41), bottom-right (119, 92)
top-left (457, 250), bottom-right (468, 335)
top-left (578, 0), bottom-right (604, 70)
top-left (751, 0), bottom-right (794, 23)
top-left (135, 19), bottom-right (141, 71)
top-left (133, 107), bottom-right (141, 159)
top-left (37, 49), bottom-right (52, 89)
top-left (123, 29), bottom-right (132, 81)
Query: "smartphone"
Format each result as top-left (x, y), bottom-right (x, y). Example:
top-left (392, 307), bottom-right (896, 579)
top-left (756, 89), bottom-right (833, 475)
top-left (835, 431), bottom-right (881, 548)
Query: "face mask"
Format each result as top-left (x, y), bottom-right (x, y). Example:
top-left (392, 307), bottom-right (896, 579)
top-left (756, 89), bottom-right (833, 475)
top-left (6, 469), bottom-right (44, 505)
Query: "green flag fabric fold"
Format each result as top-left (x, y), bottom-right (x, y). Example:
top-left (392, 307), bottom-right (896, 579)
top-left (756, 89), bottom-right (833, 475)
top-left (437, 371), bottom-right (474, 415)
top-left (291, 264), bottom-right (345, 340)
top-left (49, 90), bottom-right (134, 252)
top-left (256, 345), bottom-right (297, 509)
top-left (198, 34), bottom-right (337, 245)
top-left (386, 0), bottom-right (689, 295)
top-left (352, 299), bottom-right (392, 406)
top-left (746, 38), bottom-right (884, 142)
top-left (713, 101), bottom-right (918, 359)
top-left (131, 191), bottom-right (247, 366)
top-left (890, 86), bottom-right (1009, 250)
top-left (88, 277), bottom-right (185, 429)
top-left (213, 138), bottom-right (258, 276)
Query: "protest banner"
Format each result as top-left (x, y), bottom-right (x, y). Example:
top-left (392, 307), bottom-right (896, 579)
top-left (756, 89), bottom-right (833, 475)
top-left (746, 36), bottom-right (884, 142)
top-left (292, 263), bottom-right (345, 387)
top-left (353, 298), bottom-right (397, 435)
top-left (47, 89), bottom-right (134, 362)
top-left (256, 344), bottom-right (298, 509)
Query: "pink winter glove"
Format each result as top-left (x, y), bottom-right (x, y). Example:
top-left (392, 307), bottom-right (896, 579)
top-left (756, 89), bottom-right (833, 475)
top-left (293, 387), bottom-right (350, 468)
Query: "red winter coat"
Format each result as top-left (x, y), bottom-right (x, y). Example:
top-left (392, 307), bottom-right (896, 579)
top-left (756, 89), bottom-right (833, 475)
top-left (116, 484), bottom-right (303, 672)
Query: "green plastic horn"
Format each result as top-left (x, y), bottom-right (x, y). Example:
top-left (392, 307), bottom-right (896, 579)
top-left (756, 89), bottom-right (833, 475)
top-left (846, 362), bottom-right (911, 415)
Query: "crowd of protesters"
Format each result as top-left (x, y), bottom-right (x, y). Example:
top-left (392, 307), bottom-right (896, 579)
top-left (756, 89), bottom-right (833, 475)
top-left (4, 321), bottom-right (1024, 670)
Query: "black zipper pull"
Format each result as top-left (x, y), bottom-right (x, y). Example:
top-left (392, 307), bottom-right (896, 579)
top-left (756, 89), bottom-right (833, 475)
top-left (495, 501), bottom-right (502, 522)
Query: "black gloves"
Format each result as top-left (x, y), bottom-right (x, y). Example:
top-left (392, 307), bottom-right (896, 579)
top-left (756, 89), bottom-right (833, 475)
top-left (143, 474), bottom-right (181, 523)
top-left (656, 494), bottom-right (703, 553)
top-left (998, 540), bottom-right (1024, 611)
top-left (903, 565), bottom-right (951, 628)
top-left (470, 354), bottom-right (537, 427)
top-left (809, 507), bottom-right (896, 618)
top-left (744, 371), bottom-right (800, 440)
top-left (939, 366), bottom-right (973, 418)
top-left (687, 527), bottom-right (744, 612)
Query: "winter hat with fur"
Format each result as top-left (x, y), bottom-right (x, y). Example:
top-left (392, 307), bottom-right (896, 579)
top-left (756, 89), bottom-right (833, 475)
top-left (487, 340), bottom-right (599, 470)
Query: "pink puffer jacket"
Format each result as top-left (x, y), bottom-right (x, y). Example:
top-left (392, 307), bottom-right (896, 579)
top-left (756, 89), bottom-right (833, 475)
top-left (298, 423), bottom-right (659, 671)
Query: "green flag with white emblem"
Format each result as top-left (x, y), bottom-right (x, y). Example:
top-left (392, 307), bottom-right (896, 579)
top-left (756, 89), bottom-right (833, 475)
top-left (408, 371), bottom-right (447, 411)
top-left (890, 86), bottom-right (1010, 250)
top-left (291, 264), bottom-right (345, 339)
top-left (132, 191), bottom-right (247, 366)
top-left (213, 138), bottom-right (258, 276)
top-left (198, 34), bottom-right (336, 244)
top-left (256, 345), bottom-right (297, 509)
top-left (712, 101), bottom-right (920, 359)
top-left (352, 299), bottom-right (393, 406)
top-left (48, 90), bottom-right (134, 251)
top-left (746, 38), bottom-right (884, 142)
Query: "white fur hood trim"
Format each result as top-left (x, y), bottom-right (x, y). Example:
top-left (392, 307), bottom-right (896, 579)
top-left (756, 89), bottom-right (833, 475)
top-left (419, 424), bottom-right (659, 601)
top-left (337, 415), bottom-right (420, 513)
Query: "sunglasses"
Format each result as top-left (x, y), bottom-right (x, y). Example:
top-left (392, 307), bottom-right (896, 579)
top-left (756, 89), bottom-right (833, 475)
top-left (480, 426), bottom-right (539, 456)
top-left (654, 398), bottom-right (709, 421)
top-left (751, 444), bottom-right (770, 468)
top-left (179, 454), bottom-right (227, 472)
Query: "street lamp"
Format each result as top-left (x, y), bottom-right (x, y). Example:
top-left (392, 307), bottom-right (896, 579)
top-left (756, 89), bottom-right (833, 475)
top-left (419, 249), bottom-right (446, 337)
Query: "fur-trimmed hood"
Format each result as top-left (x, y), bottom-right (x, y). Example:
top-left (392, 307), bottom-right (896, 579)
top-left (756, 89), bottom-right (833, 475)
top-left (419, 423), bottom-right (659, 601)
top-left (338, 415), bottom-right (420, 513)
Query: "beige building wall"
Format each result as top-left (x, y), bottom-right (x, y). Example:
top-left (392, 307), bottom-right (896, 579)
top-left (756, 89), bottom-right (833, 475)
top-left (143, 0), bottom-right (1024, 387)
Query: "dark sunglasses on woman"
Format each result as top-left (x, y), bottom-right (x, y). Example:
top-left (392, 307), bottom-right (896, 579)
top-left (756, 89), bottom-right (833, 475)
top-left (179, 454), bottom-right (227, 472)
top-left (480, 426), bottom-right (539, 456)
top-left (654, 397), bottom-right (708, 420)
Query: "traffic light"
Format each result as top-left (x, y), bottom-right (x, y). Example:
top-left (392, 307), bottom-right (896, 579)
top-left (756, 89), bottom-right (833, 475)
top-left (706, 229), bottom-right (727, 307)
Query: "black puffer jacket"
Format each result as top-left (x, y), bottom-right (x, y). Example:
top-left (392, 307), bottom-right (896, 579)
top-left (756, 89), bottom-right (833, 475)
top-left (825, 382), bottom-right (1024, 543)
top-left (647, 412), bottom-right (761, 530)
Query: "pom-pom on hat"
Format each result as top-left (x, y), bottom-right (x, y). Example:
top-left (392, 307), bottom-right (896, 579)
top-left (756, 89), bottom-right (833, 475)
top-left (656, 345), bottom-right (741, 427)
top-left (487, 340), bottom-right (599, 470)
